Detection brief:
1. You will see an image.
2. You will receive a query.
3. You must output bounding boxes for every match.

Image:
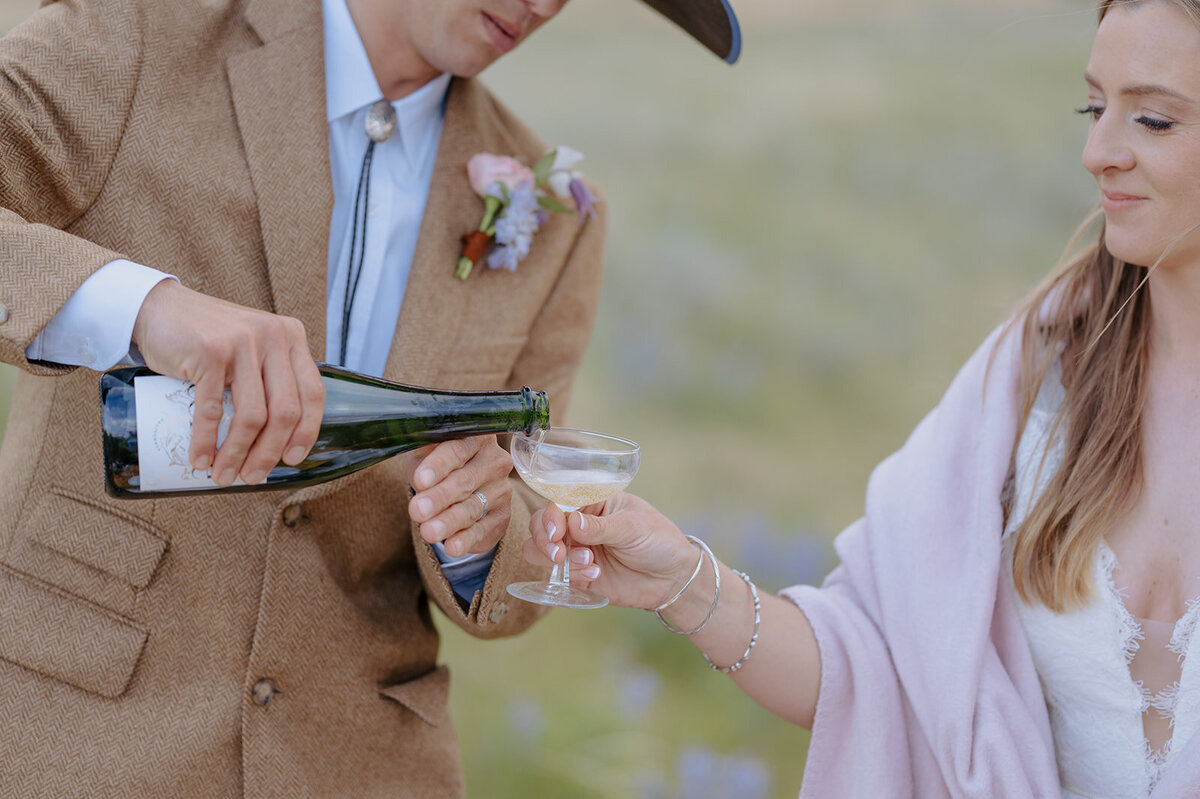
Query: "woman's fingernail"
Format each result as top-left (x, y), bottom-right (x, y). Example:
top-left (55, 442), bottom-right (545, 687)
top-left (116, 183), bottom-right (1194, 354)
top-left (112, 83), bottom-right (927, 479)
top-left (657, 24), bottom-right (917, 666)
top-left (416, 467), bottom-right (435, 488)
top-left (575, 512), bottom-right (587, 531)
top-left (570, 548), bottom-right (591, 565)
top-left (580, 565), bottom-right (600, 580)
top-left (546, 543), bottom-right (561, 561)
top-left (426, 520), bottom-right (445, 538)
top-left (193, 454), bottom-right (211, 472)
top-left (284, 446), bottom-right (306, 465)
top-left (217, 468), bottom-right (236, 486)
top-left (546, 520), bottom-right (558, 540)
top-left (415, 497), bottom-right (433, 517)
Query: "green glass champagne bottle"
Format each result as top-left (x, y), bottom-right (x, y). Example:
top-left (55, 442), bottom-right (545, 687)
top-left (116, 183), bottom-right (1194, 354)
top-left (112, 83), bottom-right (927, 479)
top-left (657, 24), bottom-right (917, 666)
top-left (100, 364), bottom-right (550, 498)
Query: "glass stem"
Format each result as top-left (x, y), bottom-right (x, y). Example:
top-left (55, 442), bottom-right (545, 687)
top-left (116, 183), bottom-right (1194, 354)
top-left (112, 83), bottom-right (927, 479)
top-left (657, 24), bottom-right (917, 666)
top-left (550, 503), bottom-right (578, 588)
top-left (550, 559), bottom-right (569, 587)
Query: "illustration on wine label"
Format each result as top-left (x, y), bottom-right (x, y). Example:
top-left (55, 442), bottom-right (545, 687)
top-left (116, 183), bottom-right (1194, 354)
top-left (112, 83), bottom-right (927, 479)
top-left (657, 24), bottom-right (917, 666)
top-left (134, 375), bottom-right (237, 491)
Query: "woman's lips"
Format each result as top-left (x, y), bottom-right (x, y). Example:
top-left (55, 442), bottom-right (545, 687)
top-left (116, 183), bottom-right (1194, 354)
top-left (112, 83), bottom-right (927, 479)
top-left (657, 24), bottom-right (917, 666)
top-left (482, 13), bottom-right (518, 53)
top-left (1101, 190), bottom-right (1148, 212)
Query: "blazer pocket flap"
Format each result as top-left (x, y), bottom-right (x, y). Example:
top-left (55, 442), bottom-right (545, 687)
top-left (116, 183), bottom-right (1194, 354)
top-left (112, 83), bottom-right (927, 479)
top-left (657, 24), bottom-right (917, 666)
top-left (0, 566), bottom-right (148, 698)
top-left (379, 665), bottom-right (450, 726)
top-left (28, 489), bottom-right (167, 588)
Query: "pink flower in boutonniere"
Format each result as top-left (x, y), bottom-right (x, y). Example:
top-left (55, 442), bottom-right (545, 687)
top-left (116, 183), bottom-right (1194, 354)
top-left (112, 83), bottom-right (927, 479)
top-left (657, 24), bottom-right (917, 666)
top-left (455, 146), bottom-right (598, 280)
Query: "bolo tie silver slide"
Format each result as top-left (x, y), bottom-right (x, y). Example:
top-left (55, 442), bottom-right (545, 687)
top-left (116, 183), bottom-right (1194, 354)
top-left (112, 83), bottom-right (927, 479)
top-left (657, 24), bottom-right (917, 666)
top-left (339, 100), bottom-right (397, 366)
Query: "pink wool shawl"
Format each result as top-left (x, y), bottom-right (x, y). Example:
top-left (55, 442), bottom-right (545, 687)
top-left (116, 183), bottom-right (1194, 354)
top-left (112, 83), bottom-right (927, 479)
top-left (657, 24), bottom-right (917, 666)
top-left (780, 324), bottom-right (1200, 798)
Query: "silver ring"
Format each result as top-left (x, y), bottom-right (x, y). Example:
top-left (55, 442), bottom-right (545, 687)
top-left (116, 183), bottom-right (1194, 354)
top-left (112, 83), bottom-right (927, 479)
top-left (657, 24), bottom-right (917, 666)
top-left (472, 490), bottom-right (488, 522)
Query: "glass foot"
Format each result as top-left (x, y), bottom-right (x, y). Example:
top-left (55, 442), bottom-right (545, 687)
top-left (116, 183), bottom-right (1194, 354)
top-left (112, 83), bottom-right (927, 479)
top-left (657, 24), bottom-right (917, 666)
top-left (506, 580), bottom-right (609, 609)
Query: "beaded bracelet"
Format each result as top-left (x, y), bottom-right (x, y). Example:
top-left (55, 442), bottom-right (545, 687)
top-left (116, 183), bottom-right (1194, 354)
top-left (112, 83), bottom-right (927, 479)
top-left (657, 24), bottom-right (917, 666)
top-left (703, 569), bottom-right (760, 674)
top-left (653, 537), bottom-right (706, 613)
top-left (656, 535), bottom-right (721, 636)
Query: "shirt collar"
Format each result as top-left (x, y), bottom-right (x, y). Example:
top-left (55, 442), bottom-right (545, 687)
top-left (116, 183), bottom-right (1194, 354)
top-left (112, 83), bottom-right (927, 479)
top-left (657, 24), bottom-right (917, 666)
top-left (322, 0), bottom-right (451, 165)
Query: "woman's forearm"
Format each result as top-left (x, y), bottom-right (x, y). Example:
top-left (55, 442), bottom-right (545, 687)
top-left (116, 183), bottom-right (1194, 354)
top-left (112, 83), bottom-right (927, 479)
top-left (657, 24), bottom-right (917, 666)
top-left (658, 554), bottom-right (821, 728)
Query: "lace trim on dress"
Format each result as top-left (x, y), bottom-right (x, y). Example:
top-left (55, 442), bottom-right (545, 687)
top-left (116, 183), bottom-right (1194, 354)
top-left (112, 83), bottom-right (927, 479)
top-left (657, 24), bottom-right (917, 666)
top-left (1099, 544), bottom-right (1144, 666)
top-left (1097, 542), bottom-right (1200, 791)
top-left (1148, 681), bottom-right (1181, 728)
top-left (1098, 543), bottom-right (1177, 790)
top-left (1170, 596), bottom-right (1200, 660)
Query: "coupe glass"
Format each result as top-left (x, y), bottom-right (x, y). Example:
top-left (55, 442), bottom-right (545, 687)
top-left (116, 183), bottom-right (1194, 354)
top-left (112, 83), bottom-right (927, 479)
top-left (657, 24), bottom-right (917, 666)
top-left (506, 428), bottom-right (640, 609)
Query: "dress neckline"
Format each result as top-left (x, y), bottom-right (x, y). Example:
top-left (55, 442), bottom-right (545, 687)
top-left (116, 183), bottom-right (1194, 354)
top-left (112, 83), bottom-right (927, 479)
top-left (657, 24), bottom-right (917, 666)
top-left (1097, 540), bottom-right (1200, 787)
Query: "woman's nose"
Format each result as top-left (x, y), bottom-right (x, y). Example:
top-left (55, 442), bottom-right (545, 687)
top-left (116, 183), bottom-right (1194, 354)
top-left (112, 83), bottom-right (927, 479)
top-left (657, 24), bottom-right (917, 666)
top-left (1082, 114), bottom-right (1136, 176)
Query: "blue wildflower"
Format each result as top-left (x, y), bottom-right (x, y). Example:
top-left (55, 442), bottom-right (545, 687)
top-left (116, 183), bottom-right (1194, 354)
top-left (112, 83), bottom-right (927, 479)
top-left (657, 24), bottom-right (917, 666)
top-left (488, 180), bottom-right (542, 271)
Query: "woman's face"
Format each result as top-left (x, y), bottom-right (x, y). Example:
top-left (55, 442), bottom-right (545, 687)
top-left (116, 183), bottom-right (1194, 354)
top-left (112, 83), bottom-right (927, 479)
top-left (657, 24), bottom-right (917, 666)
top-left (1082, 1), bottom-right (1200, 268)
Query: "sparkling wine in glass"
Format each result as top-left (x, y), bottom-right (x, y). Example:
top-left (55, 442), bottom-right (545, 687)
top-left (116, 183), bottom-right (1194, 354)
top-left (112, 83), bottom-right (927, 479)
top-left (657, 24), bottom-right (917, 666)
top-left (507, 428), bottom-right (640, 609)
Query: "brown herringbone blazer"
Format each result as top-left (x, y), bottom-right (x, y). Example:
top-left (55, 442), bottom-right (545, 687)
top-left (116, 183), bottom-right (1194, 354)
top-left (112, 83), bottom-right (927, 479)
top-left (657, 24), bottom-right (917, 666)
top-left (0, 0), bottom-right (606, 796)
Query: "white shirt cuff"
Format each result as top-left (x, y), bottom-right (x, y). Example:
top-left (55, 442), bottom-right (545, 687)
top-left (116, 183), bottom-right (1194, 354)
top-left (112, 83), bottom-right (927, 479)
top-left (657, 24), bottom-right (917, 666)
top-left (25, 260), bottom-right (177, 370)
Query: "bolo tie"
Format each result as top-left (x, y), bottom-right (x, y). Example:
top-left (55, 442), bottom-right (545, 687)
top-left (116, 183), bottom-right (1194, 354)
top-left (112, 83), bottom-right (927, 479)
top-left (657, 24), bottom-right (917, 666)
top-left (338, 99), bottom-right (398, 366)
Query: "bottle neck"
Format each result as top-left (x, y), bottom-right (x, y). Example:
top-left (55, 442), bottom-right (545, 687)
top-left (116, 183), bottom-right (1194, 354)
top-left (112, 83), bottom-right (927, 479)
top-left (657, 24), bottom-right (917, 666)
top-left (317, 368), bottom-right (549, 435)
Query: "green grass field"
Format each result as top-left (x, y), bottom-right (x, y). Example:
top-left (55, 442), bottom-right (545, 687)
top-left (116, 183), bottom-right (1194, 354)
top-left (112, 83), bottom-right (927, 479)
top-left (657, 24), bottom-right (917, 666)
top-left (0, 0), bottom-right (1099, 795)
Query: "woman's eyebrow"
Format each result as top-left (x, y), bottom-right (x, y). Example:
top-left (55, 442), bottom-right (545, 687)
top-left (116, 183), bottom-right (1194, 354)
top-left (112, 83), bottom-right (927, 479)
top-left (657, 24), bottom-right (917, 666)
top-left (1084, 71), bottom-right (1194, 102)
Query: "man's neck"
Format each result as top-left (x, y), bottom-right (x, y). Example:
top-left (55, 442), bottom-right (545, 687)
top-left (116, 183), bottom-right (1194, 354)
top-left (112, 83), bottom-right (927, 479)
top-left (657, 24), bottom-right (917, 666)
top-left (345, 0), bottom-right (438, 100)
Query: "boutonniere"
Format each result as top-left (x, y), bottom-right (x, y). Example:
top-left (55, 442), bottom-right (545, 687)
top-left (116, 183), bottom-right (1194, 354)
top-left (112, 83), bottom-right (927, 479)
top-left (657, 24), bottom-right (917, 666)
top-left (456, 146), bottom-right (597, 280)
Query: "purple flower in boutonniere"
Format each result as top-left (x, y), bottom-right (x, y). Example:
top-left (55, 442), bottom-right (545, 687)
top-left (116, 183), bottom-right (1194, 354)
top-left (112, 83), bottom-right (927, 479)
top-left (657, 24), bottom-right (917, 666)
top-left (545, 146), bottom-right (596, 224)
top-left (455, 146), bottom-right (598, 280)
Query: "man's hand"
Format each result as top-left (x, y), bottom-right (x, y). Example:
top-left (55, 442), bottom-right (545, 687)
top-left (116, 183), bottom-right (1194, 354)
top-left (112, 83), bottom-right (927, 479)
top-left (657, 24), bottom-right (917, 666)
top-left (407, 436), bottom-right (513, 557)
top-left (132, 280), bottom-right (325, 486)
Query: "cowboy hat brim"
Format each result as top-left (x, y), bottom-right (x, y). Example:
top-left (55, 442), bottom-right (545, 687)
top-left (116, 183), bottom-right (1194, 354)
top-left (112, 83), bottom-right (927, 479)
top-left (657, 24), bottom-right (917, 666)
top-left (640, 0), bottom-right (742, 64)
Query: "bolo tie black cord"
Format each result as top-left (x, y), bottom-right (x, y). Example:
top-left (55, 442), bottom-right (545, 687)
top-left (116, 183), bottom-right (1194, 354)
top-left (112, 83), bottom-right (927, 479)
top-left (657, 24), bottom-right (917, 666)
top-left (338, 138), bottom-right (377, 366)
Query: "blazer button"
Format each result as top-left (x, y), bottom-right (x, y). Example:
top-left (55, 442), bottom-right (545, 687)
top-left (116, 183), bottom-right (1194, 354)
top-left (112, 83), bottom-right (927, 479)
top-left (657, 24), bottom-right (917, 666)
top-left (251, 678), bottom-right (276, 706)
top-left (0, 303), bottom-right (9, 324)
top-left (488, 601), bottom-right (509, 624)
top-left (281, 503), bottom-right (304, 527)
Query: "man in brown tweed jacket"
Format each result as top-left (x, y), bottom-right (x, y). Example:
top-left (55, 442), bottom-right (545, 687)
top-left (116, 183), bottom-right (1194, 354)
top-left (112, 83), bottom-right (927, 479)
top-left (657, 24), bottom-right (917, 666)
top-left (0, 0), bottom-right (739, 796)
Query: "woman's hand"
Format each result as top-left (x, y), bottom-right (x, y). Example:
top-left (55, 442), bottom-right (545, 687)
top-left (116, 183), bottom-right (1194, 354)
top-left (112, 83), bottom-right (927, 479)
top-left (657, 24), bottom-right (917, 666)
top-left (407, 435), bottom-right (513, 557)
top-left (523, 492), bottom-right (701, 610)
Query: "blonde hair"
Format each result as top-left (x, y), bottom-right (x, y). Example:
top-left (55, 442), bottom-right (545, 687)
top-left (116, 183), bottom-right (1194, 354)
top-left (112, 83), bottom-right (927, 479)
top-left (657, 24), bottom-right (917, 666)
top-left (1008, 217), bottom-right (1149, 611)
top-left (1098, 0), bottom-right (1200, 25)
top-left (1008, 0), bottom-right (1200, 611)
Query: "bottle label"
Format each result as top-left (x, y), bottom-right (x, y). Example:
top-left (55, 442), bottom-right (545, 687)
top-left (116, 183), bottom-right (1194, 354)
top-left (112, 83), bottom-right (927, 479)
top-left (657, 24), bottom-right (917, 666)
top-left (135, 375), bottom-right (241, 491)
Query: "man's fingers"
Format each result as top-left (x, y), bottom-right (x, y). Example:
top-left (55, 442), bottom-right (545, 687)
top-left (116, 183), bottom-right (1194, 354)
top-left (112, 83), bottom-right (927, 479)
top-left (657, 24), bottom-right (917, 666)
top-left (236, 350), bottom-right (303, 484)
top-left (210, 357), bottom-right (267, 486)
top-left (409, 438), bottom-right (509, 521)
top-left (186, 372), bottom-right (227, 474)
top-left (282, 339), bottom-right (326, 466)
top-left (442, 507), bottom-right (508, 557)
top-left (411, 437), bottom-right (487, 491)
top-left (419, 479), bottom-right (511, 553)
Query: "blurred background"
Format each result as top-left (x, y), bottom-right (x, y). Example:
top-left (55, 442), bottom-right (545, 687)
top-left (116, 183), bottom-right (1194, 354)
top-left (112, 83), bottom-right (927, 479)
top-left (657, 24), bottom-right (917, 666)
top-left (0, 0), bottom-right (1100, 795)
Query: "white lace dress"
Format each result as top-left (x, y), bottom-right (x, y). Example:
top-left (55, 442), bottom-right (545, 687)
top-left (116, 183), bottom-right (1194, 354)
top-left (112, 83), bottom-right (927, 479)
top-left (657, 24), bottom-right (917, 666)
top-left (1007, 367), bottom-right (1200, 798)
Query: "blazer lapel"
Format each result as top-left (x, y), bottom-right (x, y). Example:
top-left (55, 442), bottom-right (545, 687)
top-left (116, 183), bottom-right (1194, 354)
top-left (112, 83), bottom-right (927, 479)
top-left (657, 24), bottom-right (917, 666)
top-left (382, 78), bottom-right (495, 386)
top-left (226, 0), bottom-right (332, 360)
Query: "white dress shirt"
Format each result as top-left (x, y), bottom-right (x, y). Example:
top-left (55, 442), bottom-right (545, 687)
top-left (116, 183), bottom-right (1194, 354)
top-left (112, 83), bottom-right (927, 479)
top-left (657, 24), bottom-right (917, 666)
top-left (322, 0), bottom-right (449, 375)
top-left (25, 0), bottom-right (491, 598)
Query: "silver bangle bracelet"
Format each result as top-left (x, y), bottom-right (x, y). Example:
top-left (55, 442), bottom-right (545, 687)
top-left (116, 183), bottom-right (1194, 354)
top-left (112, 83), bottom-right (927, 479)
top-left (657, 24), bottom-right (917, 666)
top-left (653, 537), bottom-right (706, 613)
top-left (656, 535), bottom-right (720, 636)
top-left (703, 569), bottom-right (760, 674)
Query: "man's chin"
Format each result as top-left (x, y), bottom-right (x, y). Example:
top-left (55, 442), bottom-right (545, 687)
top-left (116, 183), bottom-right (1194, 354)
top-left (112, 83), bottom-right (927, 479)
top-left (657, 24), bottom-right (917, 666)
top-left (438, 48), bottom-right (503, 80)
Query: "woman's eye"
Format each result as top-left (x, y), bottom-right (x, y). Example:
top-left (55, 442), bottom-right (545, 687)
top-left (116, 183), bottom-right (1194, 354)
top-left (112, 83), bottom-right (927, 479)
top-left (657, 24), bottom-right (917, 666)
top-left (1135, 115), bottom-right (1174, 132)
top-left (1076, 105), bottom-right (1104, 120)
